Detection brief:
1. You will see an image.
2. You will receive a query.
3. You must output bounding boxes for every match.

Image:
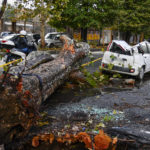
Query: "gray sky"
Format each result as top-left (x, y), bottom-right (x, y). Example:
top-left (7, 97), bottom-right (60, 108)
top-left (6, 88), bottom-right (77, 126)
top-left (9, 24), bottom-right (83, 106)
top-left (8, 0), bottom-right (16, 5)
top-left (0, 0), bottom-right (15, 6)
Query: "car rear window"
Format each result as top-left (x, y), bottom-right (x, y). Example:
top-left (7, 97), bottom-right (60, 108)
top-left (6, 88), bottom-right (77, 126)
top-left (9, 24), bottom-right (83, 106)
top-left (110, 43), bottom-right (131, 55)
top-left (146, 42), bottom-right (150, 53)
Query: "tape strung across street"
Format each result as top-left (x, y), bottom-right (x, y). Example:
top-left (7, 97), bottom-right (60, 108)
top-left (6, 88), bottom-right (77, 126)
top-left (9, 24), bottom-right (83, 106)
top-left (0, 58), bottom-right (22, 68)
top-left (0, 56), bottom-right (102, 69)
top-left (81, 57), bottom-right (102, 67)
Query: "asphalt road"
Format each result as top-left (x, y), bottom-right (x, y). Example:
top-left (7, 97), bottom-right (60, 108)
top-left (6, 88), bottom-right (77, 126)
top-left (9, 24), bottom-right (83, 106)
top-left (36, 51), bottom-right (150, 149)
top-left (81, 51), bottom-right (103, 73)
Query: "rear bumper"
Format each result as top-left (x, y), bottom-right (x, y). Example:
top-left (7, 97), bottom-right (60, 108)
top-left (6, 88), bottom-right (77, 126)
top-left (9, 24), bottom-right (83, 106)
top-left (101, 63), bottom-right (139, 76)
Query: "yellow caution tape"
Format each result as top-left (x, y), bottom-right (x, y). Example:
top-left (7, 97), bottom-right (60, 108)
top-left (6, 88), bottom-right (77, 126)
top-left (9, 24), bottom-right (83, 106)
top-left (0, 58), bottom-right (23, 68)
top-left (81, 57), bottom-right (102, 67)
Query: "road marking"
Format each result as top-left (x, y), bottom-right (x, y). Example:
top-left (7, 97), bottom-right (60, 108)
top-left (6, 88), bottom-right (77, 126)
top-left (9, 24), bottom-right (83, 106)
top-left (0, 58), bottom-right (22, 68)
top-left (81, 57), bottom-right (102, 67)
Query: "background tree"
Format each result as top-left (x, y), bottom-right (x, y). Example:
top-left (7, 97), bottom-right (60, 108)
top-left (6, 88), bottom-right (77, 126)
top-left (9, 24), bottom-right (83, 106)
top-left (113, 0), bottom-right (150, 42)
top-left (50, 0), bottom-right (119, 42)
top-left (15, 0), bottom-right (69, 48)
top-left (0, 0), bottom-right (7, 32)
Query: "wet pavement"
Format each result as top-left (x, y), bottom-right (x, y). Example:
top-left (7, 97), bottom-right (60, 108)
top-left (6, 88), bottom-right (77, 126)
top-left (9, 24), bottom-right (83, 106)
top-left (29, 52), bottom-right (150, 149)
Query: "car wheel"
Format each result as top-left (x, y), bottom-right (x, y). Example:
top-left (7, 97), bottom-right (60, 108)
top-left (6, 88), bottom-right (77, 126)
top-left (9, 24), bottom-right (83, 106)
top-left (138, 67), bottom-right (144, 80)
top-left (49, 43), bottom-right (54, 48)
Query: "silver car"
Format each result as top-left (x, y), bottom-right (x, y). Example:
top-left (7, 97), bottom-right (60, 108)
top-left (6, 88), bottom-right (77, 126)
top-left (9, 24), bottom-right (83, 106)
top-left (38, 32), bottom-right (64, 48)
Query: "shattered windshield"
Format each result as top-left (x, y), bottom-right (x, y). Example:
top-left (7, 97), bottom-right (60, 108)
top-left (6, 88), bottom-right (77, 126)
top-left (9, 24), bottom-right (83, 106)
top-left (110, 42), bottom-right (131, 55)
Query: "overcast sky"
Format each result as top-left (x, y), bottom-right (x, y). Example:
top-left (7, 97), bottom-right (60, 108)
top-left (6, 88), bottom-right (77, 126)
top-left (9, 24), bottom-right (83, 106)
top-left (0, 0), bottom-right (15, 6)
top-left (8, 0), bottom-right (16, 5)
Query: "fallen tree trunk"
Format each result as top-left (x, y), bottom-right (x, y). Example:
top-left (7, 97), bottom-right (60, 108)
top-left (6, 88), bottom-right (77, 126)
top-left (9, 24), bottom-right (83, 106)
top-left (0, 36), bottom-right (90, 145)
top-left (10, 41), bottom-right (89, 104)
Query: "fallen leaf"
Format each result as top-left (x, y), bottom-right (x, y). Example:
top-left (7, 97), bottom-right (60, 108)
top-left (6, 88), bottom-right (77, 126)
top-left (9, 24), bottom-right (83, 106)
top-left (88, 119), bottom-right (93, 124)
top-left (16, 81), bottom-right (22, 92)
top-left (38, 121), bottom-right (49, 127)
top-left (57, 137), bottom-right (64, 143)
top-left (113, 110), bottom-right (117, 115)
top-left (94, 130), bottom-right (112, 150)
top-left (112, 137), bottom-right (118, 145)
top-left (96, 95), bottom-right (100, 99)
top-left (64, 133), bottom-right (70, 139)
top-left (96, 123), bottom-right (106, 128)
top-left (32, 136), bottom-right (39, 147)
top-left (22, 100), bottom-right (29, 107)
top-left (49, 134), bottom-right (54, 144)
top-left (77, 132), bottom-right (92, 149)
top-left (40, 134), bottom-right (49, 142)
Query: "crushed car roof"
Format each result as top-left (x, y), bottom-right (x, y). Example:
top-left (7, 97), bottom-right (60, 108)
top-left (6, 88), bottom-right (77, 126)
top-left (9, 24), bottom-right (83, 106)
top-left (112, 40), bottom-right (132, 51)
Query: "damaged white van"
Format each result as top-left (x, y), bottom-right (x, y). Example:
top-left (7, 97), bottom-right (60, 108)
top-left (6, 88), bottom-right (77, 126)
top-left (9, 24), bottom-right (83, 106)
top-left (101, 40), bottom-right (150, 80)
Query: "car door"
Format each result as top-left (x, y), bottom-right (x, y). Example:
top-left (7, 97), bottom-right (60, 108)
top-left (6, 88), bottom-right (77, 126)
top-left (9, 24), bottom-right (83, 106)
top-left (143, 42), bottom-right (150, 72)
top-left (54, 36), bottom-right (63, 47)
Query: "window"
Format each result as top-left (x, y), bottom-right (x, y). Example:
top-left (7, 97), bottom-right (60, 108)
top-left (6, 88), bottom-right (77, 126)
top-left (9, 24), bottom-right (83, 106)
top-left (47, 34), bottom-right (60, 39)
top-left (146, 43), bottom-right (150, 53)
top-left (137, 43), bottom-right (150, 54)
top-left (110, 43), bottom-right (131, 55)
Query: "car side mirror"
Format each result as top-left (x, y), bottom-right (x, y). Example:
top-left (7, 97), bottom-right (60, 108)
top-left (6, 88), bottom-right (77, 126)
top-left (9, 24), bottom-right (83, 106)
top-left (138, 46), bottom-right (144, 55)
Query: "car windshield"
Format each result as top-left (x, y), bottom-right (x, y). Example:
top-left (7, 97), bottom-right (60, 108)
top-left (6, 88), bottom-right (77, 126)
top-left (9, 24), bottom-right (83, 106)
top-left (45, 34), bottom-right (57, 39)
top-left (110, 42), bottom-right (131, 55)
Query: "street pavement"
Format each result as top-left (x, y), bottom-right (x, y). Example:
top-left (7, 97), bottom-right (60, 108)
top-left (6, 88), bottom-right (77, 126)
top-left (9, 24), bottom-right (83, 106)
top-left (42, 50), bottom-right (150, 148)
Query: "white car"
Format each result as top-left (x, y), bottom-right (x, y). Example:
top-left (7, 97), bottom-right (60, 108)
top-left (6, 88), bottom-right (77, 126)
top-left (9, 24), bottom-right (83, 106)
top-left (101, 40), bottom-right (150, 80)
top-left (38, 32), bottom-right (64, 48)
top-left (0, 34), bottom-right (37, 50)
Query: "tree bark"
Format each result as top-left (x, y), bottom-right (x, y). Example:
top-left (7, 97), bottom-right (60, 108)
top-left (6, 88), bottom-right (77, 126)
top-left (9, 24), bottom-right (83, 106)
top-left (0, 36), bottom-right (90, 145)
top-left (125, 31), bottom-right (131, 43)
top-left (24, 20), bottom-right (26, 30)
top-left (12, 21), bottom-right (16, 32)
top-left (40, 14), bottom-right (46, 48)
top-left (0, 0), bottom-right (7, 19)
top-left (0, 0), bottom-right (7, 32)
top-left (99, 28), bottom-right (102, 45)
top-left (81, 28), bottom-right (87, 42)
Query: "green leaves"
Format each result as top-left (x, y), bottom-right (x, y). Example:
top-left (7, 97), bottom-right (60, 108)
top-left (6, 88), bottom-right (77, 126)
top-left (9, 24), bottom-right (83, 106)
top-left (81, 67), bottom-right (109, 88)
top-left (3, 65), bottom-right (9, 72)
top-left (115, 0), bottom-right (150, 36)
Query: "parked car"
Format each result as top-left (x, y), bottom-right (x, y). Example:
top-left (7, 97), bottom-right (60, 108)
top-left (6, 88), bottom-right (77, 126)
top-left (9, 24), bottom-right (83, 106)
top-left (38, 32), bottom-right (66, 48)
top-left (33, 33), bottom-right (40, 45)
top-left (0, 34), bottom-right (17, 49)
top-left (0, 34), bottom-right (37, 50)
top-left (101, 40), bottom-right (150, 80)
top-left (0, 31), bottom-right (14, 38)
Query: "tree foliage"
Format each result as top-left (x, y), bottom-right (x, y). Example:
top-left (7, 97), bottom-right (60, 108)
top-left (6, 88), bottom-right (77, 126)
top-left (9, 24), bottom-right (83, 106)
top-left (50, 0), bottom-right (119, 41)
top-left (14, 0), bottom-right (69, 48)
top-left (116, 0), bottom-right (150, 36)
top-left (50, 0), bottom-right (150, 41)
